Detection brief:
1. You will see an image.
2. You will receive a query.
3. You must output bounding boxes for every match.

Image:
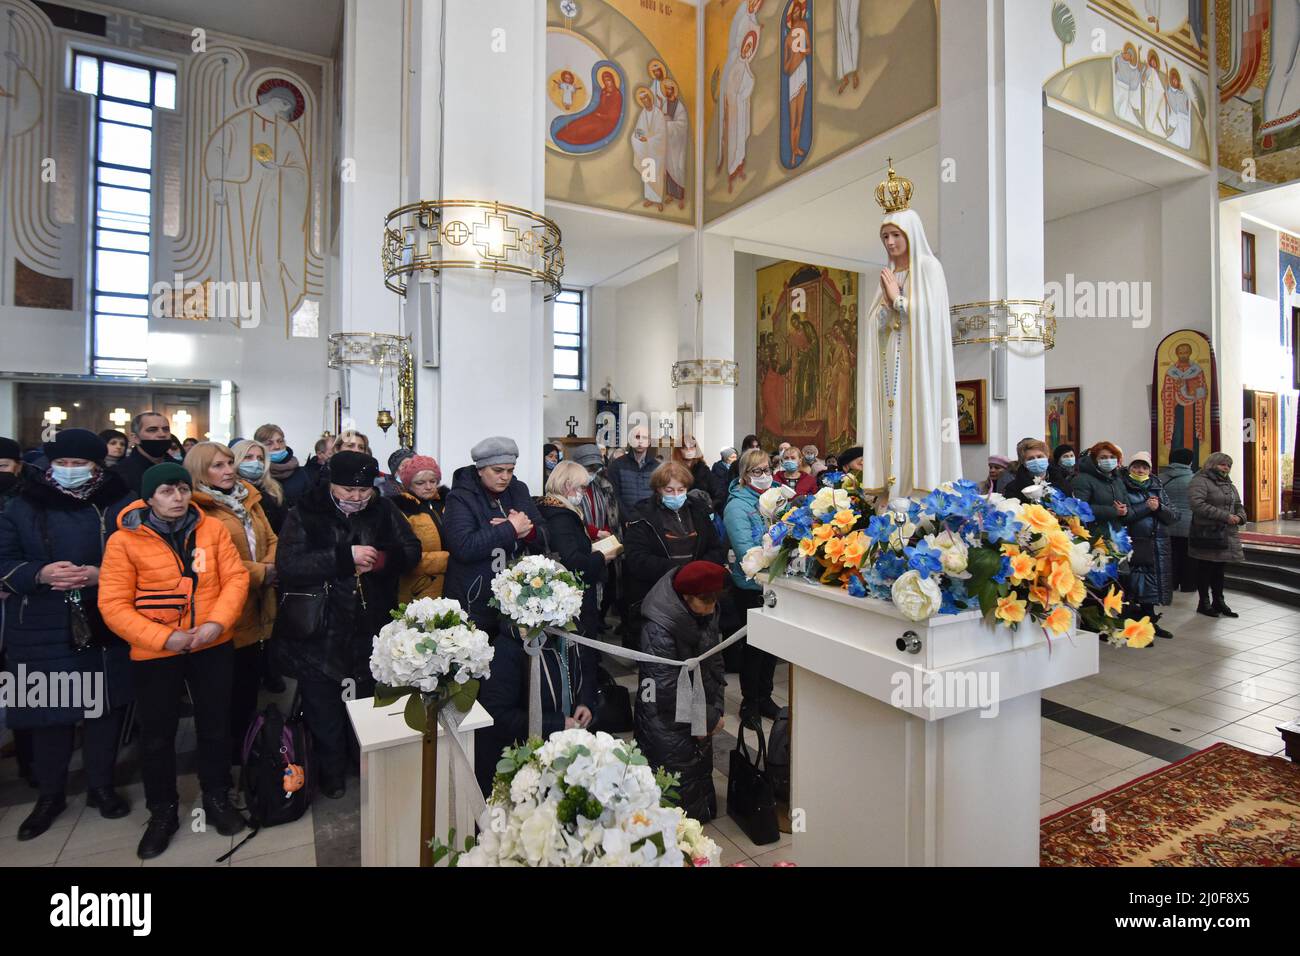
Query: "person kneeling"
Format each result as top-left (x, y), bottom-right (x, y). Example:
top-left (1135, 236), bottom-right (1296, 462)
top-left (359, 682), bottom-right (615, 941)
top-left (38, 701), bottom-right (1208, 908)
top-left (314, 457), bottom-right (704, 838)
top-left (634, 561), bottom-right (727, 823)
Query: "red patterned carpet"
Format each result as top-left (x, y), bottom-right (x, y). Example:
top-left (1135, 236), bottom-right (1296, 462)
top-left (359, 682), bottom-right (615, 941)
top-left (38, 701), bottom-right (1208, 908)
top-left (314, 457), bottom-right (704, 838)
top-left (1040, 744), bottom-right (1300, 866)
top-left (1240, 531), bottom-right (1300, 549)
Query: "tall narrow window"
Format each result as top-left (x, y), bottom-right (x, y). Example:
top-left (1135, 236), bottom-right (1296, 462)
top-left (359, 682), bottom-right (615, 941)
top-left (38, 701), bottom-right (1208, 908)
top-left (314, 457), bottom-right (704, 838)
top-left (75, 53), bottom-right (175, 377)
top-left (1242, 231), bottom-right (1257, 295)
top-left (553, 288), bottom-right (584, 391)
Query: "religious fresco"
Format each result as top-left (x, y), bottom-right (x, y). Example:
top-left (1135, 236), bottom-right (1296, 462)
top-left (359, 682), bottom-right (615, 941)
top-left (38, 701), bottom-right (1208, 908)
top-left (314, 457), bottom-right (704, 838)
top-left (1043, 0), bottom-right (1210, 164)
top-left (755, 260), bottom-right (857, 454)
top-left (545, 0), bottom-right (697, 223)
top-left (1219, 0), bottom-right (1300, 193)
top-left (703, 0), bottom-right (937, 223)
top-left (1150, 329), bottom-right (1219, 471)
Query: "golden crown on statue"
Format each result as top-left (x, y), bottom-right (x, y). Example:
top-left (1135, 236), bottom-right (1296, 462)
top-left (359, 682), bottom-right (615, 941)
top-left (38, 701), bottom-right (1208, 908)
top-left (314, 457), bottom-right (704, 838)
top-left (875, 158), bottom-right (913, 214)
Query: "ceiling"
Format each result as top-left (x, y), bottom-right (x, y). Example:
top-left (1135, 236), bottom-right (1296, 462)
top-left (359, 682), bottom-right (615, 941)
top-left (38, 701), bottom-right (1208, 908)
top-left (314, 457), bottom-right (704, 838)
top-left (1231, 183), bottom-right (1300, 236)
top-left (104, 0), bottom-right (343, 57)
top-left (547, 202), bottom-right (692, 288)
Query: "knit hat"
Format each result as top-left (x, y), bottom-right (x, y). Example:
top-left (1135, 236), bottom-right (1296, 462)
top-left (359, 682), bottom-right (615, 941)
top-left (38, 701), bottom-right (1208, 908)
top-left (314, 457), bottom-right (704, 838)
top-left (1130, 450), bottom-right (1153, 467)
top-left (43, 428), bottom-right (107, 464)
top-left (0, 436), bottom-right (20, 462)
top-left (330, 451), bottom-right (380, 488)
top-left (673, 560), bottom-right (727, 596)
top-left (471, 436), bottom-right (519, 468)
top-left (1169, 448), bottom-right (1196, 466)
top-left (142, 462), bottom-right (191, 501)
top-left (571, 443), bottom-right (603, 468)
top-left (720, 446), bottom-right (737, 461)
top-left (987, 455), bottom-right (1012, 468)
top-left (398, 454), bottom-right (441, 487)
top-left (388, 447), bottom-right (415, 475)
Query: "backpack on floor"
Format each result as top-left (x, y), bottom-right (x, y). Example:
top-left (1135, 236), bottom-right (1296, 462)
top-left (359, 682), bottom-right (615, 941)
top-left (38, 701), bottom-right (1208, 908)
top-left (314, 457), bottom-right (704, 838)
top-left (240, 701), bottom-right (311, 829)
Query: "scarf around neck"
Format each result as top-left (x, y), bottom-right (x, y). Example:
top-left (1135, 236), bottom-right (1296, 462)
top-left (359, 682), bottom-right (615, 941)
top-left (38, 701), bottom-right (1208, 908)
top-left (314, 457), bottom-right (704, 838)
top-left (268, 455), bottom-right (300, 482)
top-left (201, 481), bottom-right (256, 554)
top-left (43, 466), bottom-right (107, 501)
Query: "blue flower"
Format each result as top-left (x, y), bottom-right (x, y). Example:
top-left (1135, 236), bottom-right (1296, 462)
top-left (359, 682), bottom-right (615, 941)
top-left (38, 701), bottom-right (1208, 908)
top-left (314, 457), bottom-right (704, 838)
top-left (875, 552), bottom-right (908, 583)
top-left (847, 575), bottom-right (868, 598)
top-left (952, 478), bottom-right (981, 496)
top-left (922, 489), bottom-right (954, 518)
top-left (1087, 563), bottom-right (1119, 587)
top-left (1074, 499), bottom-right (1095, 523)
top-left (820, 471), bottom-right (845, 488)
top-left (769, 522), bottom-right (790, 546)
top-left (991, 554), bottom-right (1012, 584)
top-left (866, 514), bottom-right (895, 546)
top-left (905, 541), bottom-right (944, 579)
top-left (1110, 526), bottom-right (1132, 554)
top-left (948, 491), bottom-right (982, 519)
top-left (982, 508), bottom-right (1020, 544)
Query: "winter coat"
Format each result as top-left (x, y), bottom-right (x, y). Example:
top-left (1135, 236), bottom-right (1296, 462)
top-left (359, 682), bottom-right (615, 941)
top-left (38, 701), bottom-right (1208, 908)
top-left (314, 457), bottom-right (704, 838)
top-left (710, 460), bottom-right (733, 504)
top-left (393, 490), bottom-right (449, 604)
top-left (0, 471), bottom-right (135, 727)
top-left (442, 465), bottom-right (544, 634)
top-left (1187, 470), bottom-right (1247, 564)
top-left (190, 481), bottom-right (278, 648)
top-left (1003, 464), bottom-right (1046, 502)
top-left (474, 628), bottom-right (597, 796)
top-left (536, 497), bottom-right (606, 637)
top-left (254, 486), bottom-right (288, 534)
top-left (606, 451), bottom-right (662, 523)
top-left (1048, 463), bottom-right (1076, 498)
top-left (775, 468), bottom-right (817, 496)
top-left (684, 459), bottom-right (721, 509)
top-left (1117, 471), bottom-right (1176, 606)
top-left (723, 481), bottom-right (767, 591)
top-left (1157, 462), bottom-right (1195, 538)
top-left (99, 499), bottom-right (250, 661)
top-left (634, 567), bottom-right (726, 823)
top-left (622, 494), bottom-right (726, 610)
top-left (274, 451), bottom-right (313, 505)
top-left (112, 447), bottom-right (168, 498)
top-left (1071, 454), bottom-right (1129, 533)
top-left (273, 483), bottom-right (420, 684)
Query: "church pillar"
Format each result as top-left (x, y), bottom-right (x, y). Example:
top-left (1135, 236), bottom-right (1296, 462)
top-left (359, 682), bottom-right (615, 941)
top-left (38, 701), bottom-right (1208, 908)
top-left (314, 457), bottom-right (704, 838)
top-left (938, 0), bottom-right (1048, 476)
top-left (677, 232), bottom-right (737, 465)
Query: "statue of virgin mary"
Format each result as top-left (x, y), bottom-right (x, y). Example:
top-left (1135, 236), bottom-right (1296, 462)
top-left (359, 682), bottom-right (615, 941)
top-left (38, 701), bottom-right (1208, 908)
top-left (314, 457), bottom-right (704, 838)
top-left (859, 162), bottom-right (962, 502)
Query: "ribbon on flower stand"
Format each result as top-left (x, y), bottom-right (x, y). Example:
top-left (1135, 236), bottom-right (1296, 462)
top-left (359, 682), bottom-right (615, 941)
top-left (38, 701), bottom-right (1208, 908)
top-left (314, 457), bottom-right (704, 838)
top-left (519, 627), bottom-right (549, 740)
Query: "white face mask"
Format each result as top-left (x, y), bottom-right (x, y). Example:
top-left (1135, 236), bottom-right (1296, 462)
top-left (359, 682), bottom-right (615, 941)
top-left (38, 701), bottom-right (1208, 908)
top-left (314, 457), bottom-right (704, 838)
top-left (749, 473), bottom-right (773, 491)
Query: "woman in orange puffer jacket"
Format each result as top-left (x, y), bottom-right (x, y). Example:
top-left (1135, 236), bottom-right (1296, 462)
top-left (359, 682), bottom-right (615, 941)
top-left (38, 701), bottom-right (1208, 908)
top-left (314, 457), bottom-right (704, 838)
top-left (98, 463), bottom-right (250, 861)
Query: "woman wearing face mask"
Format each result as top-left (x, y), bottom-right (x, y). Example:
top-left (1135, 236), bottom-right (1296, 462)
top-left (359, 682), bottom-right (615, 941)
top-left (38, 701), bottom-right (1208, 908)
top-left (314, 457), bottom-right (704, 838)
top-left (724, 448), bottom-right (781, 722)
top-left (1050, 444), bottom-right (1078, 497)
top-left (0, 429), bottom-right (135, 841)
top-left (1188, 453), bottom-right (1247, 618)
top-left (273, 451), bottom-right (420, 798)
top-left (801, 444), bottom-right (825, 477)
top-left (393, 454), bottom-right (450, 604)
top-left (775, 443), bottom-right (817, 496)
top-left (1117, 451), bottom-right (1177, 640)
top-left (537, 461), bottom-right (610, 640)
top-left (1004, 440), bottom-right (1053, 502)
top-left (228, 438), bottom-right (287, 533)
top-left (254, 423), bottom-right (311, 505)
top-left (185, 442), bottom-right (280, 757)
top-left (1072, 441), bottom-right (1130, 535)
top-left (542, 443), bottom-right (561, 479)
top-left (623, 461), bottom-right (726, 634)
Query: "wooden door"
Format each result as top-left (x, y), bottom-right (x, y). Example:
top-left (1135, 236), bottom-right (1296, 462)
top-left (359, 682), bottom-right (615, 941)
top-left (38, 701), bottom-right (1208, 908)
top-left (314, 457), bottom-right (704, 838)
top-left (1244, 389), bottom-right (1279, 522)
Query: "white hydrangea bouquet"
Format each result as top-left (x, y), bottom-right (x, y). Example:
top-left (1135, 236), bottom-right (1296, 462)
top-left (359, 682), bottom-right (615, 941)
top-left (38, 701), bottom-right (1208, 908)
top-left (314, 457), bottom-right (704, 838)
top-left (490, 554), bottom-right (586, 636)
top-left (370, 596), bottom-right (494, 732)
top-left (457, 729), bottom-right (720, 867)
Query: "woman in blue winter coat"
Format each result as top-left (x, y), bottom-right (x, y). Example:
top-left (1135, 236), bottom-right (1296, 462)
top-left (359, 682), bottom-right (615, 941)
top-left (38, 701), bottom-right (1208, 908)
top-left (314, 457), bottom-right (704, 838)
top-left (1118, 451), bottom-right (1178, 640)
top-left (0, 429), bottom-right (135, 841)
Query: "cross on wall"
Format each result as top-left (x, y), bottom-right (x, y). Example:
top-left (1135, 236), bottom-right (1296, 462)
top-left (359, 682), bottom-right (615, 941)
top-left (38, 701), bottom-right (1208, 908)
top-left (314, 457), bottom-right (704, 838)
top-left (566, 416), bottom-right (579, 437)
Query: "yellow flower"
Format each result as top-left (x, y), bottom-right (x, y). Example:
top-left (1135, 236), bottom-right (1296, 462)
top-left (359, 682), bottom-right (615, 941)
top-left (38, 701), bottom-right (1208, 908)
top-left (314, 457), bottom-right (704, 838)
top-left (842, 533), bottom-right (869, 569)
top-left (1000, 542), bottom-right (1021, 558)
top-left (1092, 538), bottom-right (1109, 553)
top-left (1121, 616), bottom-right (1155, 648)
top-left (995, 595), bottom-right (1027, 624)
top-left (530, 576), bottom-right (544, 588)
top-left (1029, 585), bottom-right (1051, 607)
top-left (823, 536), bottom-right (847, 564)
top-left (812, 523), bottom-right (836, 543)
top-left (1020, 504), bottom-right (1059, 535)
top-left (831, 509), bottom-right (857, 532)
top-left (1044, 530), bottom-right (1074, 559)
top-left (1044, 606), bottom-right (1073, 635)
top-left (1103, 586), bottom-right (1123, 617)
top-left (1009, 553), bottom-right (1036, 584)
top-left (798, 537), bottom-right (819, 557)
top-left (1047, 561), bottom-right (1076, 602)
top-left (1067, 516), bottom-right (1091, 539)
top-left (1067, 576), bottom-right (1086, 607)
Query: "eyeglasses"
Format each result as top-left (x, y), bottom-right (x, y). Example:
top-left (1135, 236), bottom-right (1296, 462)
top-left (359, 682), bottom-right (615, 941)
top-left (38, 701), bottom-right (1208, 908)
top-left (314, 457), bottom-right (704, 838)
top-left (747, 468), bottom-right (772, 477)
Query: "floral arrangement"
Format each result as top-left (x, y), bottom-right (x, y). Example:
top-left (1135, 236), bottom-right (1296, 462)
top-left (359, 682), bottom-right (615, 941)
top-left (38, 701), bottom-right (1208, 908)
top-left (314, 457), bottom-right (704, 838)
top-left (490, 554), bottom-right (586, 636)
top-left (370, 597), bottom-right (494, 732)
top-left (457, 729), bottom-right (720, 867)
top-left (743, 472), bottom-right (1151, 647)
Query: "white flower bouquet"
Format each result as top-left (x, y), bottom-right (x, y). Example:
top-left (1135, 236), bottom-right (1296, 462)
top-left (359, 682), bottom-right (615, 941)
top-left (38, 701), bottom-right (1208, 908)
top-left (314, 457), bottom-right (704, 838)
top-left (490, 554), bottom-right (586, 636)
top-left (370, 596), bottom-right (494, 732)
top-left (457, 728), bottom-right (720, 867)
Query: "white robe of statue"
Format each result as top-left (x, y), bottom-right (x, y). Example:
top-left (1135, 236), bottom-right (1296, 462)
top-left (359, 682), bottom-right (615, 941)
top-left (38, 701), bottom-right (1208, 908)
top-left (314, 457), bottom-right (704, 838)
top-left (718, 3), bottom-right (760, 175)
top-left (836, 0), bottom-right (860, 81)
top-left (632, 103), bottom-right (667, 203)
top-left (1142, 61), bottom-right (1169, 136)
top-left (1140, 0), bottom-right (1185, 33)
top-left (1112, 53), bottom-right (1142, 127)
top-left (860, 210), bottom-right (962, 499)
top-left (665, 98), bottom-right (689, 198)
top-left (1166, 85), bottom-right (1192, 149)
top-left (1262, 0), bottom-right (1300, 138)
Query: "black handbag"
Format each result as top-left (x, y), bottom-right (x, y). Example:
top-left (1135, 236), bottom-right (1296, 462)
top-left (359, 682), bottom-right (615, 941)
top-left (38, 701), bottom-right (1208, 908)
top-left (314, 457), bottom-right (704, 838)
top-left (727, 719), bottom-right (781, 846)
top-left (278, 583), bottom-right (331, 640)
top-left (589, 665), bottom-right (633, 734)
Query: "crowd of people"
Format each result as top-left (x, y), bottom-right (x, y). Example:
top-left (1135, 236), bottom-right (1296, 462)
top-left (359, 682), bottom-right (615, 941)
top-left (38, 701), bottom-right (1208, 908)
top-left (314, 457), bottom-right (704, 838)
top-left (0, 414), bottom-right (1254, 855)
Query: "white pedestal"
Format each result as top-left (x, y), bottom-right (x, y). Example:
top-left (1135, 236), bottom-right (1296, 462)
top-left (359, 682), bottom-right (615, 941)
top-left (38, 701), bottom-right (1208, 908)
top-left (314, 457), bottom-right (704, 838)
top-left (345, 697), bottom-right (493, 867)
top-left (747, 577), bottom-right (1098, 866)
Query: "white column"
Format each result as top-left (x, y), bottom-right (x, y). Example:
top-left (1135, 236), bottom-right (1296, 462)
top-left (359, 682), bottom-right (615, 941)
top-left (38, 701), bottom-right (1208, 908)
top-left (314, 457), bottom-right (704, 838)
top-left (676, 232), bottom-right (737, 464)
top-left (938, 0), bottom-right (1047, 473)
top-left (338, 0), bottom-right (406, 465)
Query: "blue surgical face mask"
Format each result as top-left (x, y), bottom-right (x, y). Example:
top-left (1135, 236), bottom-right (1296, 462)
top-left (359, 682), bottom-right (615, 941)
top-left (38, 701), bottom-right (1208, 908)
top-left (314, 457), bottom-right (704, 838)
top-left (238, 460), bottom-right (265, 480)
top-left (662, 492), bottom-right (687, 511)
top-left (1026, 458), bottom-right (1049, 476)
top-left (545, 459), bottom-right (557, 471)
top-left (803, 454), bottom-right (816, 464)
top-left (1097, 457), bottom-right (1118, 473)
top-left (51, 464), bottom-right (94, 490)
top-left (782, 460), bottom-right (799, 473)
top-left (270, 449), bottom-right (290, 464)
top-left (1059, 455), bottom-right (1076, 469)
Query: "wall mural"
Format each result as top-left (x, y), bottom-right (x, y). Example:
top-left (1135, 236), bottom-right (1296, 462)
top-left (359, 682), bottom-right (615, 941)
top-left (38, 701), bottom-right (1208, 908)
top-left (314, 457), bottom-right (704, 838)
top-left (1044, 0), bottom-right (1210, 165)
top-left (1218, 0), bottom-right (1300, 193)
top-left (703, 0), bottom-right (937, 223)
top-left (545, 0), bottom-right (696, 223)
top-left (755, 260), bottom-right (857, 454)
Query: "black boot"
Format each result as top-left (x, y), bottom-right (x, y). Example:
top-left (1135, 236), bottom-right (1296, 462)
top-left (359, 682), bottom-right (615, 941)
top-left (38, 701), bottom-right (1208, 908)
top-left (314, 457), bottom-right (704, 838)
top-left (137, 804), bottom-right (179, 860)
top-left (201, 790), bottom-right (247, 836)
top-left (16, 795), bottom-right (67, 841)
top-left (86, 786), bottom-right (130, 819)
top-left (1196, 592), bottom-right (1219, 617)
top-left (1211, 597), bottom-right (1239, 618)
top-left (1149, 611), bottom-right (1174, 640)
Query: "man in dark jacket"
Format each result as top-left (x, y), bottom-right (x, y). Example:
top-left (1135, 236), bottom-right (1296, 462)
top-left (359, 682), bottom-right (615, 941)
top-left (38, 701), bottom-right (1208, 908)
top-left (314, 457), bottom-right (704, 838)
top-left (442, 436), bottom-right (544, 636)
top-left (114, 411), bottom-right (176, 498)
top-left (605, 425), bottom-right (660, 524)
top-left (634, 561), bottom-right (727, 822)
top-left (274, 451), bottom-right (420, 796)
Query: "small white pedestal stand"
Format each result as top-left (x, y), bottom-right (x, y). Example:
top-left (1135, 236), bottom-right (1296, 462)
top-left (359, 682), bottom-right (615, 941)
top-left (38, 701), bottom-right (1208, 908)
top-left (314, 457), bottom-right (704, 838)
top-left (746, 577), bottom-right (1097, 866)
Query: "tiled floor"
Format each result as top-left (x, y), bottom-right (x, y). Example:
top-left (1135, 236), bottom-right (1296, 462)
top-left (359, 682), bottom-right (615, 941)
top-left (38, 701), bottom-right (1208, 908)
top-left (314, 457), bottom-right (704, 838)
top-left (3, 589), bottom-right (1297, 867)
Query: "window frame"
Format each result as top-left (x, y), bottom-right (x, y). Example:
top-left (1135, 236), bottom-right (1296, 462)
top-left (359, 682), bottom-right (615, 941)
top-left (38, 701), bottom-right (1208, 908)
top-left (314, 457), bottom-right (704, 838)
top-left (1242, 230), bottom-right (1257, 295)
top-left (552, 287), bottom-right (585, 392)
